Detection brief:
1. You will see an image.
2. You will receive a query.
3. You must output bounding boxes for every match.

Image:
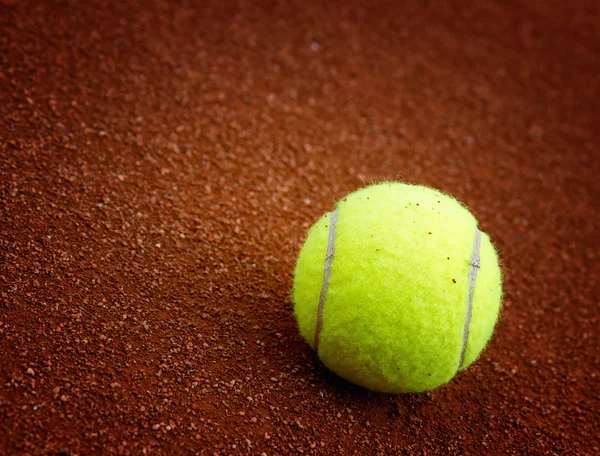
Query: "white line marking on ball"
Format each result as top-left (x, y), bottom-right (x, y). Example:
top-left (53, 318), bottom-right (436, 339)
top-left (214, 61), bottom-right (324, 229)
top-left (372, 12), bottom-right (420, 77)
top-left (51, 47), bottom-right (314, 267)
top-left (460, 227), bottom-right (482, 368)
top-left (315, 208), bottom-right (339, 351)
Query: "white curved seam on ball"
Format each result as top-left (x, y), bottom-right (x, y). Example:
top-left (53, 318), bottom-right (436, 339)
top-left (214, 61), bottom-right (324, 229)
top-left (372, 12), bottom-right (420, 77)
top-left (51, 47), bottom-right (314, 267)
top-left (459, 227), bottom-right (481, 369)
top-left (314, 208), bottom-right (339, 352)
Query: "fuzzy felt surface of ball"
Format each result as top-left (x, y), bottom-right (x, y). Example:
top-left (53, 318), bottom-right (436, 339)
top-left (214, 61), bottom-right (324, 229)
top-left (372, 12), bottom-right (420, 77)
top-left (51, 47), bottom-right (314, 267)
top-left (293, 182), bottom-right (503, 393)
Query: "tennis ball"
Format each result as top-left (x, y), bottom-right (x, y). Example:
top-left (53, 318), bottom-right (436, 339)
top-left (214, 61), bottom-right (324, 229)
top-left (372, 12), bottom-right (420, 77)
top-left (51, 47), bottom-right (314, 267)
top-left (293, 182), bottom-right (502, 393)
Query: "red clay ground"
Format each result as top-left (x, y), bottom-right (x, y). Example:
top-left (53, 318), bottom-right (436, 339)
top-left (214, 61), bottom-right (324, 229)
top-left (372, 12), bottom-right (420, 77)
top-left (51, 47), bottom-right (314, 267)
top-left (1, 0), bottom-right (598, 454)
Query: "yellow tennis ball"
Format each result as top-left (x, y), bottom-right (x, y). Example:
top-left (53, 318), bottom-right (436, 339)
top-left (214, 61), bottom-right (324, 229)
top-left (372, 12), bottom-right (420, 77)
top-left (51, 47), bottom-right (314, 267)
top-left (293, 182), bottom-right (503, 393)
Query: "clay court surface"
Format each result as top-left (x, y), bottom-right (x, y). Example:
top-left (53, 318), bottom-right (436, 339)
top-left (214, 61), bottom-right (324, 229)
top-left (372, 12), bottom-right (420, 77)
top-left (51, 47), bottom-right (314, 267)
top-left (1, 0), bottom-right (598, 454)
